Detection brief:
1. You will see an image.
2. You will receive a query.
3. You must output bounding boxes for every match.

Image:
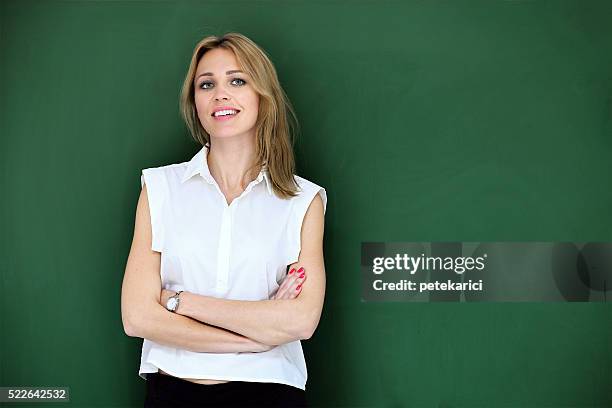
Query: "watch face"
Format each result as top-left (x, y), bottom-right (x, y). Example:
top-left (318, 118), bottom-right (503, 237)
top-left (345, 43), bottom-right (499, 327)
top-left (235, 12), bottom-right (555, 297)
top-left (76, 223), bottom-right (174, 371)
top-left (167, 297), bottom-right (178, 311)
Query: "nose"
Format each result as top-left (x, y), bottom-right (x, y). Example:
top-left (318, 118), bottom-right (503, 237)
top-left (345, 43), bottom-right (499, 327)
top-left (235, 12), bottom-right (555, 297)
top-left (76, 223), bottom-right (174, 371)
top-left (213, 83), bottom-right (231, 102)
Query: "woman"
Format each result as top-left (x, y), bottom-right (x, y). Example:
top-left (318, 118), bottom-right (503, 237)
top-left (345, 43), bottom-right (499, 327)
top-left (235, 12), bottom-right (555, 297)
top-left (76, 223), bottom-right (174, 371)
top-left (121, 32), bottom-right (327, 407)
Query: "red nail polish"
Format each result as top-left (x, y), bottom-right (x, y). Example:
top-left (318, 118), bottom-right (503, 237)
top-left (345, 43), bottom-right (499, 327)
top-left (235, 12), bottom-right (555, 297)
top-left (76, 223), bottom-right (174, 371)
top-left (289, 268), bottom-right (296, 275)
top-left (299, 273), bottom-right (305, 278)
top-left (297, 267), bottom-right (305, 273)
top-left (296, 284), bottom-right (302, 290)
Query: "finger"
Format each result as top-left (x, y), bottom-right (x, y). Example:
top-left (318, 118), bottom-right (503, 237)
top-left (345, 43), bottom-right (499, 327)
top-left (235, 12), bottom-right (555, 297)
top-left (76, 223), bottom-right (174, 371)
top-left (270, 287), bottom-right (279, 299)
top-left (289, 283), bottom-right (301, 299)
top-left (284, 272), bottom-right (306, 299)
top-left (275, 268), bottom-right (299, 299)
top-left (275, 277), bottom-right (296, 300)
top-left (286, 273), bottom-right (307, 299)
top-left (277, 266), bottom-right (307, 299)
top-left (287, 268), bottom-right (306, 297)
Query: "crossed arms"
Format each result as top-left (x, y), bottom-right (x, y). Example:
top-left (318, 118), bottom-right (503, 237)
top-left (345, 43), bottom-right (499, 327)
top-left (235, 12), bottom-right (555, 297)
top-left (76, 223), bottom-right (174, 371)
top-left (120, 184), bottom-right (326, 352)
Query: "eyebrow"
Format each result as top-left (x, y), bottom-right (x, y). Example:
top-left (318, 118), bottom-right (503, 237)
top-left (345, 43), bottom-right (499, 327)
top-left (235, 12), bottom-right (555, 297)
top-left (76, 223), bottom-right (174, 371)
top-left (195, 70), bottom-right (244, 80)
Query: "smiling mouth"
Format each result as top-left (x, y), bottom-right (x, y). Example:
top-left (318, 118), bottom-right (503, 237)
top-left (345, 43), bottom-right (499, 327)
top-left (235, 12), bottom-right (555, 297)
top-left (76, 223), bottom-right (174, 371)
top-left (211, 109), bottom-right (241, 118)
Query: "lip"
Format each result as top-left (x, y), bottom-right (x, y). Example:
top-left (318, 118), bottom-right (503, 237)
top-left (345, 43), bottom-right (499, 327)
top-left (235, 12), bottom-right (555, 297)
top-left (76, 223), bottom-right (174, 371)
top-left (211, 106), bottom-right (241, 116)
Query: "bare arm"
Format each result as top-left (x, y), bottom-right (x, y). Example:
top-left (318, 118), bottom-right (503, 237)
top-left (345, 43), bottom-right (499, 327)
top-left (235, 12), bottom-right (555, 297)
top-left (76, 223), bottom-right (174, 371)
top-left (174, 194), bottom-right (327, 346)
top-left (120, 184), bottom-right (271, 353)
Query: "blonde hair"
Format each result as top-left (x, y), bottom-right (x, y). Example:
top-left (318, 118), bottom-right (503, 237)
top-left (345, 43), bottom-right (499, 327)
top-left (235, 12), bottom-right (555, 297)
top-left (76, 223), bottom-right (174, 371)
top-left (180, 32), bottom-right (300, 199)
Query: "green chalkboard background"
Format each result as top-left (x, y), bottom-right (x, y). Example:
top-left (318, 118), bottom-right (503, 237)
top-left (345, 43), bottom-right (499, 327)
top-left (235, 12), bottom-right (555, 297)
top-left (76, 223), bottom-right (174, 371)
top-left (1, 1), bottom-right (611, 407)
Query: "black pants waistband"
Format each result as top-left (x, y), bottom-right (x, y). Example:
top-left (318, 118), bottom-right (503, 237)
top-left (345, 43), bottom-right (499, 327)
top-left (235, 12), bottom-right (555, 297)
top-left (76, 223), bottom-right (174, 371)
top-left (144, 372), bottom-right (308, 407)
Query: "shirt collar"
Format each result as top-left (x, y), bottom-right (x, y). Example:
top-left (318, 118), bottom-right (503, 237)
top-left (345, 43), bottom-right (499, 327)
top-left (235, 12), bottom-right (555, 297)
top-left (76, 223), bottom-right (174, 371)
top-left (180, 143), bottom-right (273, 196)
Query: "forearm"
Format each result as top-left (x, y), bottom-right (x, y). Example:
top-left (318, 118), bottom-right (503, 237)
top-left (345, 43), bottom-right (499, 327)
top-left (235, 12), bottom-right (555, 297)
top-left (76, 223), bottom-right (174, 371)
top-left (126, 302), bottom-right (261, 353)
top-left (179, 293), bottom-right (310, 346)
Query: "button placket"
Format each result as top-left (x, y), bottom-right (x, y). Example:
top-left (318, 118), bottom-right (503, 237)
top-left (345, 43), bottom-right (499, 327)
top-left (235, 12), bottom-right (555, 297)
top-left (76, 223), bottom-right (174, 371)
top-left (215, 206), bottom-right (232, 294)
top-left (208, 173), bottom-right (264, 295)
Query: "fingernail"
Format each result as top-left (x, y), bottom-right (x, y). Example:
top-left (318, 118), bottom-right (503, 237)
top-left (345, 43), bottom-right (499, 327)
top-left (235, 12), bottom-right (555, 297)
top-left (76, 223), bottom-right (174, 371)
top-left (299, 273), bottom-right (305, 278)
top-left (296, 284), bottom-right (302, 290)
top-left (297, 267), bottom-right (305, 273)
top-left (289, 268), bottom-right (296, 275)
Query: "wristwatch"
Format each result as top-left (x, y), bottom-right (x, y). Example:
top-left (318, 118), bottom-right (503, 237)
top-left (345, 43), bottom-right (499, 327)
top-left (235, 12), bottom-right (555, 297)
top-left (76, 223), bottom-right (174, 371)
top-left (166, 290), bottom-right (184, 312)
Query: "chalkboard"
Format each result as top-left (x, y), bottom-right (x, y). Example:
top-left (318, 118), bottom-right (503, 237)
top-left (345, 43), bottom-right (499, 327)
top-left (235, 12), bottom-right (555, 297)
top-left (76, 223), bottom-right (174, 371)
top-left (1, 0), bottom-right (610, 407)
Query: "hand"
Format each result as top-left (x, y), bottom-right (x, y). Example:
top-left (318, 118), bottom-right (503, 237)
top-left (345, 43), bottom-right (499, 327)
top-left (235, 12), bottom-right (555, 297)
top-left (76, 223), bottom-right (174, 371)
top-left (271, 266), bottom-right (306, 300)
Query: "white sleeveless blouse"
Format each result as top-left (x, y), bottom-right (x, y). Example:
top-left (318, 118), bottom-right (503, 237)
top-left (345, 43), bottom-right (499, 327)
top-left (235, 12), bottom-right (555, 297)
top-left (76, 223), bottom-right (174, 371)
top-left (137, 144), bottom-right (327, 391)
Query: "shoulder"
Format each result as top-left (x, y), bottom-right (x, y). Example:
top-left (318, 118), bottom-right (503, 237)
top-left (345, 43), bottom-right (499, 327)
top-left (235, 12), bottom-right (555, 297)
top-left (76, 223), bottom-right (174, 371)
top-left (292, 174), bottom-right (327, 215)
top-left (293, 174), bottom-right (325, 195)
top-left (139, 160), bottom-right (192, 209)
top-left (141, 161), bottom-right (189, 187)
top-left (142, 161), bottom-right (189, 178)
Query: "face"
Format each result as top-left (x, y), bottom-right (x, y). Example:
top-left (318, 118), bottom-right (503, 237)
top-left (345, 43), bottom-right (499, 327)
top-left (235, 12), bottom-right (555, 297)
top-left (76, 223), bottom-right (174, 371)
top-left (193, 48), bottom-right (259, 142)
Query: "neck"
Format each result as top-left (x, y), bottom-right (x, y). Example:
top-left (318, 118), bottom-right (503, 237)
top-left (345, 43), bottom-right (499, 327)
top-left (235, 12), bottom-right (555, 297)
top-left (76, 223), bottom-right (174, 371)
top-left (206, 134), bottom-right (259, 191)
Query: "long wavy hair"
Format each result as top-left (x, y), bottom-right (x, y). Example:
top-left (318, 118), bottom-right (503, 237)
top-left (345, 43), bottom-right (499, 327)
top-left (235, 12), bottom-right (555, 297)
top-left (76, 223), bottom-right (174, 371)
top-left (180, 32), bottom-right (300, 199)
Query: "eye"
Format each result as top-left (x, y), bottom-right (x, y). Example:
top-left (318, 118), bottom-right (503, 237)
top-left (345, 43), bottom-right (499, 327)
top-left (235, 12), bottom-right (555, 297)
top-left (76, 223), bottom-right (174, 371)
top-left (198, 77), bottom-right (246, 90)
top-left (199, 81), bottom-right (213, 90)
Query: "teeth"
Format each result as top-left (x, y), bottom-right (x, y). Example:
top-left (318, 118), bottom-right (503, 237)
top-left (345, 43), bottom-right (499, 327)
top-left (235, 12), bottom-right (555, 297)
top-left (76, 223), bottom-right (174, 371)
top-left (214, 109), bottom-right (238, 117)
